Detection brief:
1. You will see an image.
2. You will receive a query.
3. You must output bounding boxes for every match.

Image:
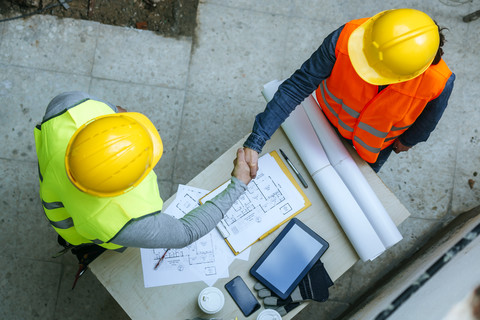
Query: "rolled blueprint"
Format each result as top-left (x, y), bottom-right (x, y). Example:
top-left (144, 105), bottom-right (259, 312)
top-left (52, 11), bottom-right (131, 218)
top-left (281, 104), bottom-right (386, 261)
top-left (262, 80), bottom-right (386, 261)
top-left (301, 95), bottom-right (403, 248)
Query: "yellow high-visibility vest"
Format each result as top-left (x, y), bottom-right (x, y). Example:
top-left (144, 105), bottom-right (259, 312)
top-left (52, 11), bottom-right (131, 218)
top-left (34, 99), bottom-right (163, 250)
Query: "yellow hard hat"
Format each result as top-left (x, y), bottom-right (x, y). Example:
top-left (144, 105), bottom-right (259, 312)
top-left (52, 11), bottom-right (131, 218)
top-left (65, 112), bottom-right (163, 197)
top-left (348, 8), bottom-right (439, 85)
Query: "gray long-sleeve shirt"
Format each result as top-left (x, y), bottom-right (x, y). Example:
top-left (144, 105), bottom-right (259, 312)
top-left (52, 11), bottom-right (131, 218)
top-left (113, 177), bottom-right (246, 248)
top-left (44, 91), bottom-right (247, 249)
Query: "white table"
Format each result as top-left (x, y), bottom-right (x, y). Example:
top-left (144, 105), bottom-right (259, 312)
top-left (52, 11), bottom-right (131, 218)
top-left (90, 129), bottom-right (410, 320)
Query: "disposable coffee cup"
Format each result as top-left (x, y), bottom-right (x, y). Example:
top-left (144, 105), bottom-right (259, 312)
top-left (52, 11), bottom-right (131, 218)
top-left (257, 309), bottom-right (282, 320)
top-left (198, 287), bottom-right (225, 314)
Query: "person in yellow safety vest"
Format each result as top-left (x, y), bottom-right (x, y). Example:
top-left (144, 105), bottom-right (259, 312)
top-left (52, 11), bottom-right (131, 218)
top-left (35, 92), bottom-right (253, 256)
top-left (243, 8), bottom-right (455, 175)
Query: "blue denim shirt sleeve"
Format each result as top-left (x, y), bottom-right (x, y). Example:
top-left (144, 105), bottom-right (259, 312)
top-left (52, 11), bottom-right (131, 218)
top-left (243, 26), bottom-right (345, 152)
top-left (398, 73), bottom-right (455, 147)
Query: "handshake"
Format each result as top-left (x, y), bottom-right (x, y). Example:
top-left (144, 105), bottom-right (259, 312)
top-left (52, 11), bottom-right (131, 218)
top-left (230, 147), bottom-right (260, 186)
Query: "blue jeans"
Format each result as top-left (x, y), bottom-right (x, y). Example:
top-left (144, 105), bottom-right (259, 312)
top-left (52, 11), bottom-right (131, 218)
top-left (369, 144), bottom-right (394, 173)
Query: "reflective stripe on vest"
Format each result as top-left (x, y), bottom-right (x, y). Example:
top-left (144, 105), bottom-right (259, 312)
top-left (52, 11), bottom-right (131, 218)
top-left (41, 200), bottom-right (75, 229)
top-left (35, 99), bottom-right (164, 250)
top-left (315, 18), bottom-right (452, 163)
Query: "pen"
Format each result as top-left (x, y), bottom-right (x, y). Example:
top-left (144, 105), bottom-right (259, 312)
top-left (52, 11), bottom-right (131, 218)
top-left (279, 149), bottom-right (308, 188)
top-left (154, 249), bottom-right (170, 270)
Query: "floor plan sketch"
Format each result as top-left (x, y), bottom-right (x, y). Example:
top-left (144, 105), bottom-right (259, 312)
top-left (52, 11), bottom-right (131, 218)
top-left (140, 185), bottom-right (234, 288)
top-left (224, 172), bottom-right (287, 227)
top-left (152, 233), bottom-right (217, 275)
top-left (188, 237), bottom-right (215, 265)
top-left (174, 193), bottom-right (199, 217)
top-left (201, 152), bottom-right (309, 254)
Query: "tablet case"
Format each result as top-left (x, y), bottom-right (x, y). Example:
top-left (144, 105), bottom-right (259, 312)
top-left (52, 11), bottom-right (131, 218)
top-left (250, 218), bottom-right (329, 299)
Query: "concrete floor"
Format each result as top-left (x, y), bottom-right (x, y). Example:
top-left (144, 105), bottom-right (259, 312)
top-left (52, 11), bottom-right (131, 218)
top-left (0, 0), bottom-right (479, 319)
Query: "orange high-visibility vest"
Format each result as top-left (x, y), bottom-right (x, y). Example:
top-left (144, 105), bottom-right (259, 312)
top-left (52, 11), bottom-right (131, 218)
top-left (315, 18), bottom-right (452, 163)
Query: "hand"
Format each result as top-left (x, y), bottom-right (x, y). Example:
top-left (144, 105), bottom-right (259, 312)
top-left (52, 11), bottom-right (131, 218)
top-left (231, 148), bottom-right (253, 185)
top-left (392, 139), bottom-right (411, 154)
top-left (252, 260), bottom-right (333, 316)
top-left (243, 147), bottom-right (259, 179)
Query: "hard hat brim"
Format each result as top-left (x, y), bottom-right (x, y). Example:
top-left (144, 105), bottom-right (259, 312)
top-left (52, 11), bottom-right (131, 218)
top-left (125, 112), bottom-right (163, 167)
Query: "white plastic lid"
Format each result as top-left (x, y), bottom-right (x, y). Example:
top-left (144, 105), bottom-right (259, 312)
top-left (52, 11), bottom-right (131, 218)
top-left (198, 287), bottom-right (225, 314)
top-left (257, 309), bottom-right (282, 320)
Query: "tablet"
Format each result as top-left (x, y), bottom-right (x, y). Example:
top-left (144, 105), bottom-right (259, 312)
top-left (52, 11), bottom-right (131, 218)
top-left (250, 218), bottom-right (329, 300)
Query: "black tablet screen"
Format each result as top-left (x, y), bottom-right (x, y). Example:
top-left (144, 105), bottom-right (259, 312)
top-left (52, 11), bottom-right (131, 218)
top-left (250, 219), bottom-right (328, 299)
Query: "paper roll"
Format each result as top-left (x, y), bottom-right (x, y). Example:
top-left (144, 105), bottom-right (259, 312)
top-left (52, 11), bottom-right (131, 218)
top-left (274, 87), bottom-right (386, 261)
top-left (301, 96), bottom-right (403, 248)
top-left (281, 102), bottom-right (330, 175)
top-left (261, 79), bottom-right (404, 260)
top-left (310, 165), bottom-right (385, 260)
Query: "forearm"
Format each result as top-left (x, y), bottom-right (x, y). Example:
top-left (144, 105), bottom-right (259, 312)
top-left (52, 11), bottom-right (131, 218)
top-left (111, 177), bottom-right (248, 248)
top-left (244, 26), bottom-right (341, 152)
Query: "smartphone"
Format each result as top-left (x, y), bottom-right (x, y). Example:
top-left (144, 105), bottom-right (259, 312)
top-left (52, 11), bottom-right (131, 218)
top-left (224, 276), bottom-right (261, 317)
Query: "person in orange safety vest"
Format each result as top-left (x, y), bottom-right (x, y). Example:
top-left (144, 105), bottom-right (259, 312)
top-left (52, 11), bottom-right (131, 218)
top-left (243, 8), bottom-right (455, 174)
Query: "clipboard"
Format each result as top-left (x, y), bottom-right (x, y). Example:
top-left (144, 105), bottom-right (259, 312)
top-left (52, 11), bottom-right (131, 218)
top-left (199, 150), bottom-right (311, 255)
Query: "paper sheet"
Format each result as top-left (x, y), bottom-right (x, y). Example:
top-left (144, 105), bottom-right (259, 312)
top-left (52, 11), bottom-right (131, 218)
top-left (201, 153), bottom-right (307, 254)
top-left (282, 104), bottom-right (385, 261)
top-left (140, 185), bottom-right (250, 288)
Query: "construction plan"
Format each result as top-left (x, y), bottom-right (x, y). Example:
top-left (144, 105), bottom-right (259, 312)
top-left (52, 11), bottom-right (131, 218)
top-left (200, 152), bottom-right (310, 255)
top-left (140, 185), bottom-right (250, 288)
